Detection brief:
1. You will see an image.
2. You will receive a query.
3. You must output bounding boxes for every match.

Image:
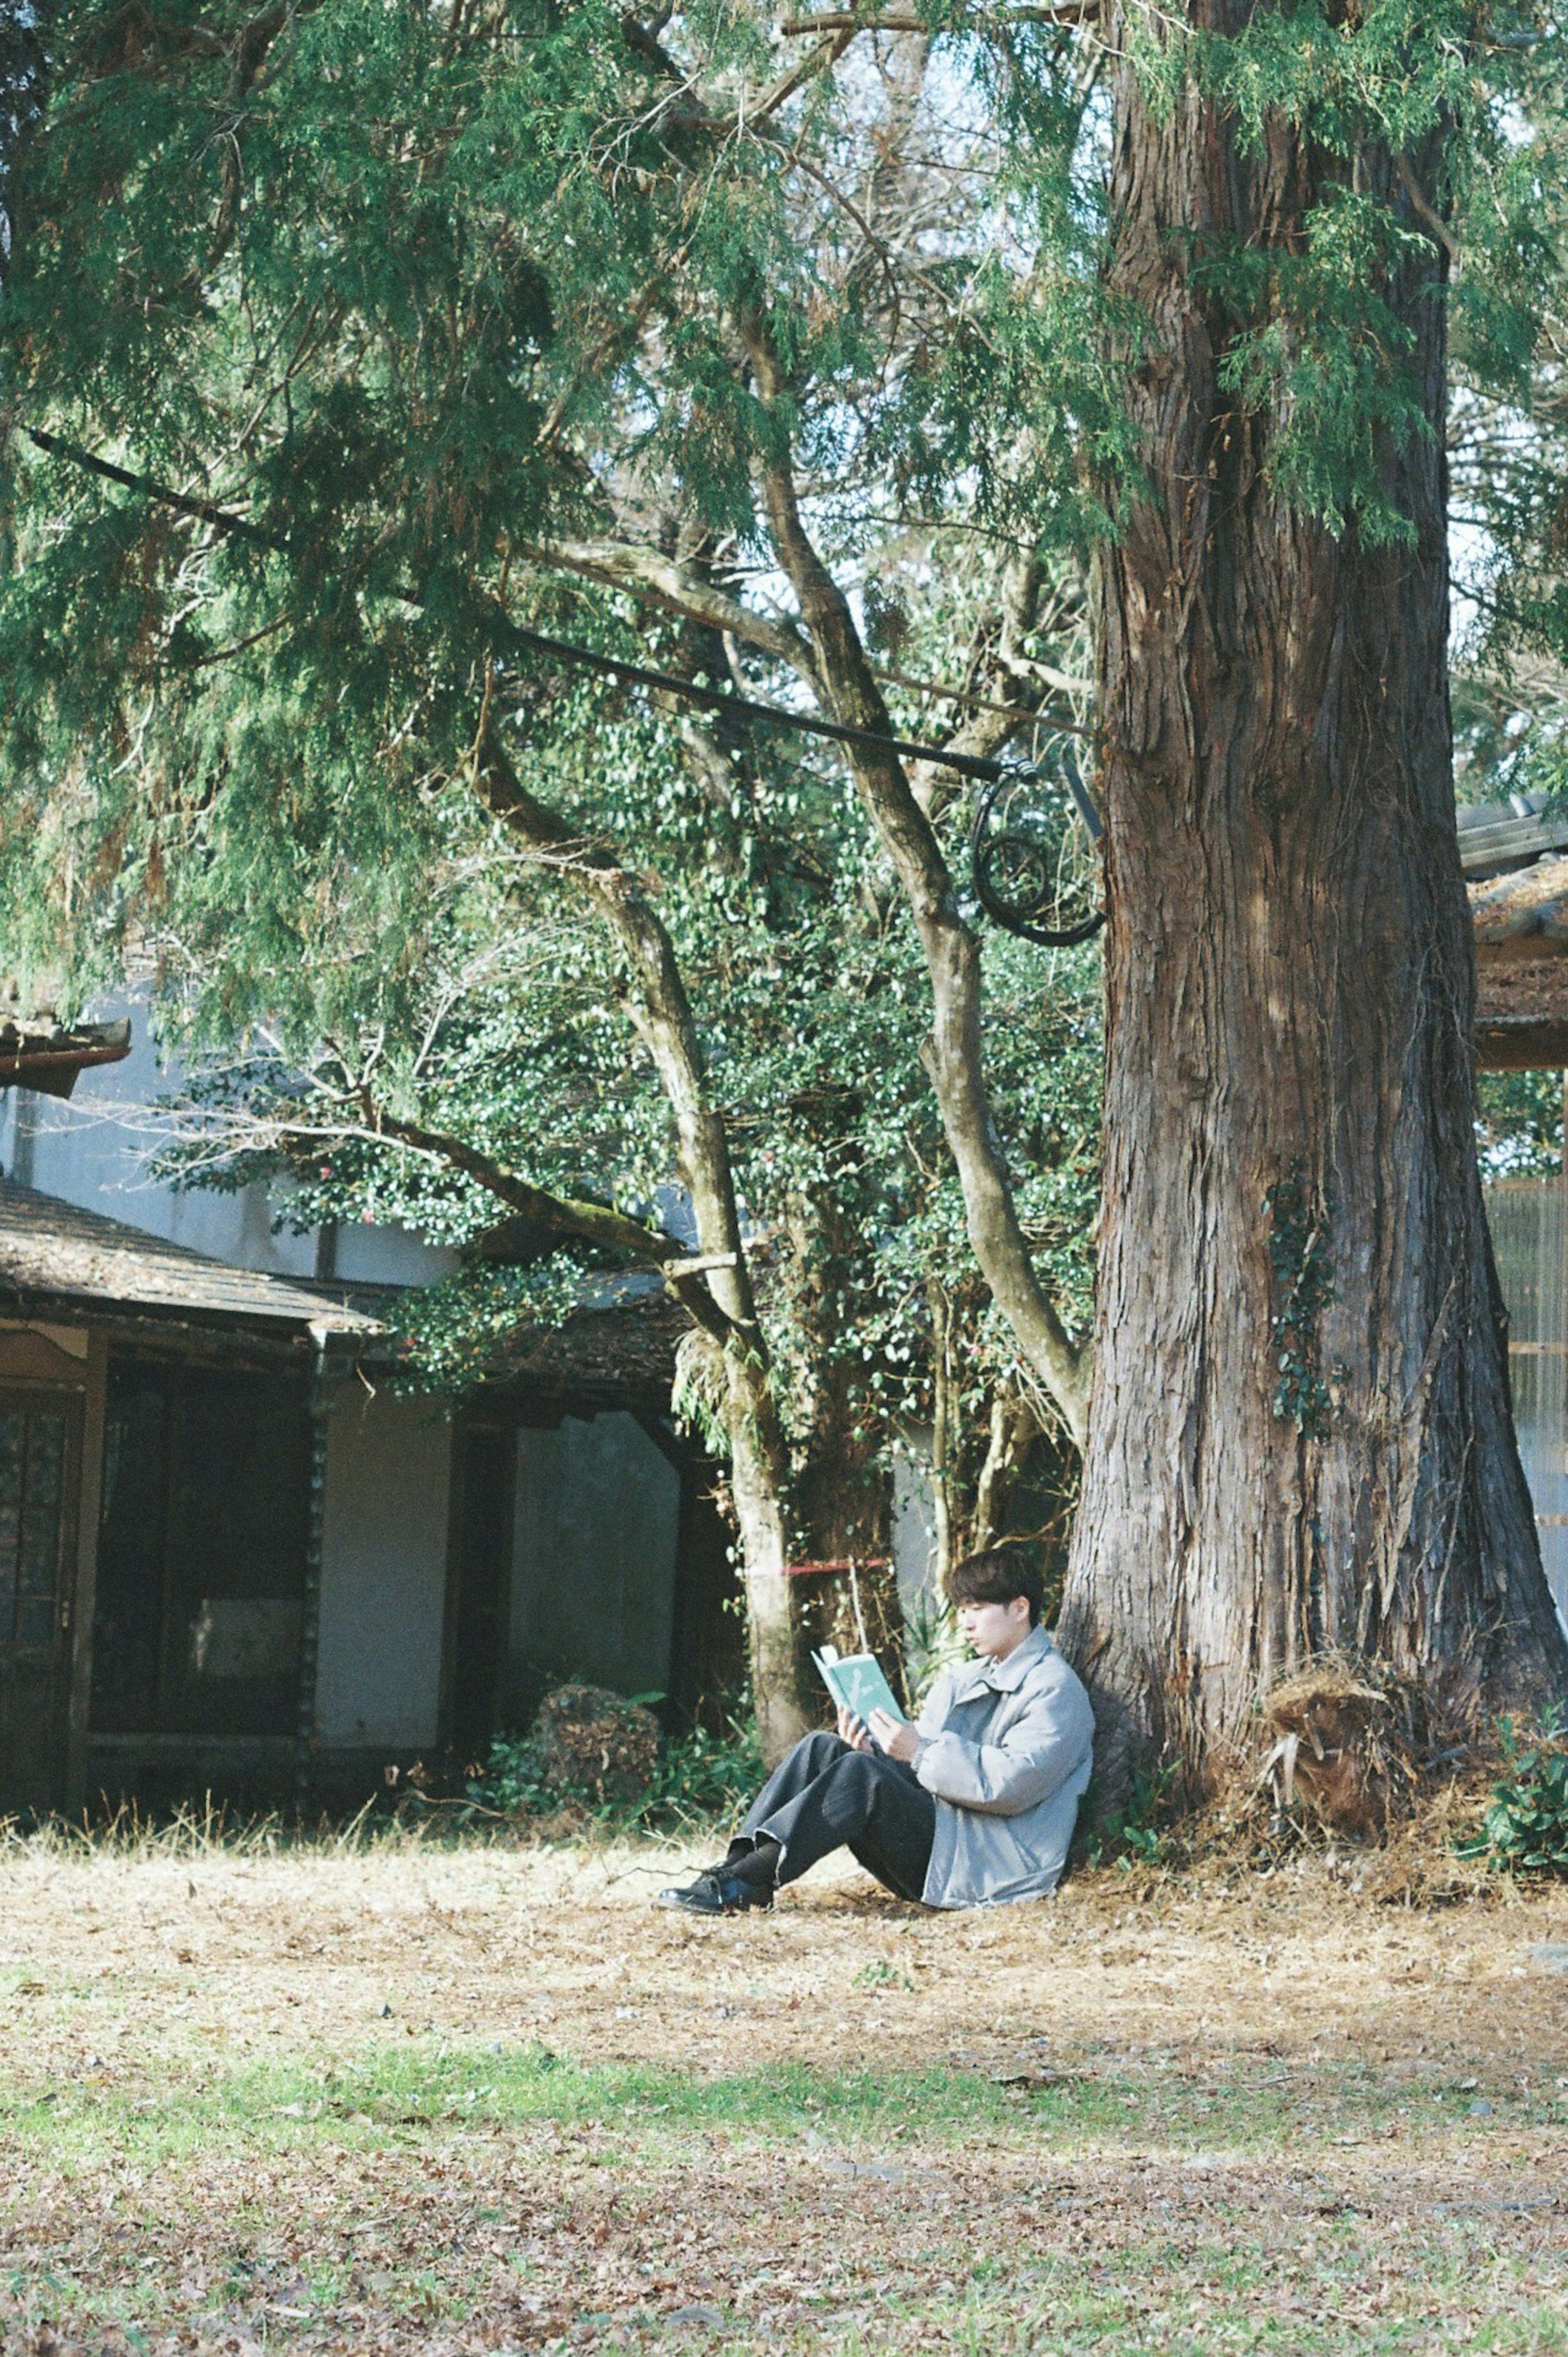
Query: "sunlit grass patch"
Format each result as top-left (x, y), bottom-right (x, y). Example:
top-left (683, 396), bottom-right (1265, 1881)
top-left (1, 2038), bottom-right (1556, 2176)
top-left (3, 2043), bottom-right (1566, 2353)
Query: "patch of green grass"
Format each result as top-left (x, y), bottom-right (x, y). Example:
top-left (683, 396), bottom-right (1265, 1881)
top-left (562, 2262), bottom-right (1568, 2357)
top-left (0, 2041), bottom-right (1551, 2177)
top-left (6, 2044), bottom-right (1567, 2354)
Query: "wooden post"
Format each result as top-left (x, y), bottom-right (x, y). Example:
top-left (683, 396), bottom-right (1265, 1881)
top-left (294, 1377), bottom-right (329, 1819)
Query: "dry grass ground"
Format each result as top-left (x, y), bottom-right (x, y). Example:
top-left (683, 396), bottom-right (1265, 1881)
top-left (2, 1827), bottom-right (1568, 2354)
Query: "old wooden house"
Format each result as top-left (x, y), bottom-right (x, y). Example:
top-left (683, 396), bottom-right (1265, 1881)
top-left (0, 1177), bottom-right (739, 1818)
top-left (0, 1006), bottom-right (739, 1817)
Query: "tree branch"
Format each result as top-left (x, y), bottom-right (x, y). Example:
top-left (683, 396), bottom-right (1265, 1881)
top-left (906, 546), bottom-right (1071, 819)
top-left (467, 709), bottom-right (802, 1621)
top-left (517, 534), bottom-right (818, 680)
top-left (276, 1085), bottom-right (745, 1351)
top-left (749, 25), bottom-right (856, 123)
top-left (776, 4), bottom-right (1096, 27)
top-left (466, 717), bottom-right (773, 1347)
top-left (741, 308), bottom-right (1092, 1445)
top-left (1395, 154), bottom-right (1461, 267)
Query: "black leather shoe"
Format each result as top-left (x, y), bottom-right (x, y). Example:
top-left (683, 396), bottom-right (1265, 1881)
top-left (656, 1867), bottom-right (773, 1914)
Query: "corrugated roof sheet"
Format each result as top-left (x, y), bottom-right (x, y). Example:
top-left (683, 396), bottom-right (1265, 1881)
top-left (0, 1180), bottom-right (383, 1333)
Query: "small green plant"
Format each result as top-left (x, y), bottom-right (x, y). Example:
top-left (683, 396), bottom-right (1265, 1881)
top-left (1459, 1708), bottom-right (1568, 1875)
top-left (1079, 1758), bottom-right (1178, 1869)
top-left (850, 1959), bottom-right (913, 1991)
top-left (466, 1736), bottom-right (555, 1819)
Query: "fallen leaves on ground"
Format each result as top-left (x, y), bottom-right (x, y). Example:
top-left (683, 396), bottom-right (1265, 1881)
top-left (0, 1835), bottom-right (1566, 2352)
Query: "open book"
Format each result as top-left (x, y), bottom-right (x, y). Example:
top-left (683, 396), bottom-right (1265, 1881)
top-left (813, 1644), bottom-right (906, 1739)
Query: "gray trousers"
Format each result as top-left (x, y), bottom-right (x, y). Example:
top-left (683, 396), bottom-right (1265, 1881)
top-left (739, 1729), bottom-right (937, 1902)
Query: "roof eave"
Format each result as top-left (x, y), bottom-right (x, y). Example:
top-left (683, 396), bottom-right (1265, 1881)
top-left (0, 1025), bottom-right (133, 1099)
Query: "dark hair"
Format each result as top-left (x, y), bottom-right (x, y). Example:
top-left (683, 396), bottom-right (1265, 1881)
top-left (946, 1548), bottom-right (1045, 1627)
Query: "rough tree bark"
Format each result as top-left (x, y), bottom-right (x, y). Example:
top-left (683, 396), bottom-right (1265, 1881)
top-left (1056, 23), bottom-right (1568, 1793)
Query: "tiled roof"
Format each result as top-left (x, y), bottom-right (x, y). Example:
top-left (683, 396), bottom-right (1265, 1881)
top-left (1458, 801), bottom-right (1568, 880)
top-left (1467, 856), bottom-right (1568, 1066)
top-left (0, 1181), bottom-right (383, 1334)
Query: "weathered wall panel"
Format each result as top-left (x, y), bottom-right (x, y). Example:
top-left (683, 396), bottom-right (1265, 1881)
top-left (314, 1390), bottom-right (452, 1748)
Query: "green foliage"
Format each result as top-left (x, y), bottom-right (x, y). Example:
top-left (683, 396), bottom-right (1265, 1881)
top-left (1459, 1709), bottom-right (1568, 1876)
top-left (0, 0), bottom-right (1109, 1524)
top-left (1079, 1759), bottom-right (1178, 1870)
top-left (467, 1705), bottom-right (764, 1837)
top-left (1476, 1070), bottom-right (1566, 1180)
top-left (3, 0), bottom-right (1567, 1579)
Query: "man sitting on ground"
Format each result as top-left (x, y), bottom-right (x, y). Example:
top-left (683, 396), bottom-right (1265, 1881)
top-left (658, 1549), bottom-right (1095, 1915)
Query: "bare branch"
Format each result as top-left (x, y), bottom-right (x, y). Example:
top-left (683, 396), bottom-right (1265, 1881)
top-left (347, 1103), bottom-right (742, 1350)
top-left (882, 661), bottom-right (1089, 720)
top-left (518, 535), bottom-right (819, 682)
top-left (149, 1060), bottom-right (746, 1349)
top-left (750, 25), bottom-right (856, 122)
top-left (347, 1097), bottom-right (672, 1259)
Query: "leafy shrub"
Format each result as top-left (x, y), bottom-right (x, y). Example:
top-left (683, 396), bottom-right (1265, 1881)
top-left (1459, 1708), bottom-right (1568, 1875)
top-left (644, 1710), bottom-right (765, 1829)
top-left (468, 1699), bottom-right (762, 1837)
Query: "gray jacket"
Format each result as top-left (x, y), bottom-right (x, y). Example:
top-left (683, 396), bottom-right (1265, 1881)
top-left (912, 1627), bottom-right (1095, 1908)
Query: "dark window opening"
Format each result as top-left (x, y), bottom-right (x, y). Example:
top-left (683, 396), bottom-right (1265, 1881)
top-left (91, 1358), bottom-right (310, 1738)
top-left (0, 1387), bottom-right (79, 1815)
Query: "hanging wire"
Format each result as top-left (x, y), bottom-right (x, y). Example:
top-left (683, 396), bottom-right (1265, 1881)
top-left (27, 423), bottom-right (1106, 941)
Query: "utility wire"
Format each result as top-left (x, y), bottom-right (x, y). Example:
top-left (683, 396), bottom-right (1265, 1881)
top-left (25, 422), bottom-right (1100, 827)
top-left (490, 620), bottom-right (1012, 785)
top-left (26, 427), bottom-right (282, 548)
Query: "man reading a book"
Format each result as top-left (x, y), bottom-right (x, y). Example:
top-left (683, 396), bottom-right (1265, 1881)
top-left (658, 1549), bottom-right (1095, 1915)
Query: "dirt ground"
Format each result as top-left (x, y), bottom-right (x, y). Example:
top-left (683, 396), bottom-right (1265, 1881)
top-left (2, 1833), bottom-right (1568, 2353)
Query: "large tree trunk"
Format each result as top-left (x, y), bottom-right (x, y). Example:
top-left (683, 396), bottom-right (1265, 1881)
top-left (1057, 25), bottom-right (1568, 1794)
top-left (724, 1369), bottom-right (808, 1766)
